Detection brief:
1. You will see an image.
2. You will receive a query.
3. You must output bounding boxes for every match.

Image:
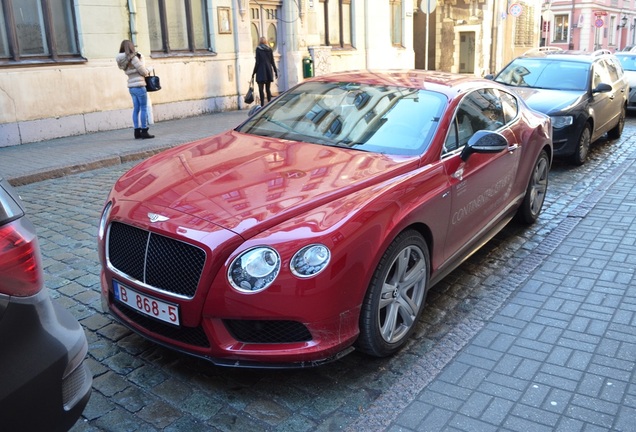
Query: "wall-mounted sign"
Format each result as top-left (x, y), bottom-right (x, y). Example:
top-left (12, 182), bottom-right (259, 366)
top-left (509, 3), bottom-right (523, 17)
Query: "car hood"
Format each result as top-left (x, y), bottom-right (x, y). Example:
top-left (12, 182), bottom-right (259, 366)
top-left (512, 87), bottom-right (584, 115)
top-left (111, 130), bottom-right (416, 236)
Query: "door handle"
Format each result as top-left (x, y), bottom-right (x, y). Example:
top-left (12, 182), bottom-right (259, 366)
top-left (508, 144), bottom-right (520, 152)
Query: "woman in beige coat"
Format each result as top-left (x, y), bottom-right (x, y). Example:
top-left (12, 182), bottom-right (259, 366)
top-left (116, 40), bottom-right (155, 139)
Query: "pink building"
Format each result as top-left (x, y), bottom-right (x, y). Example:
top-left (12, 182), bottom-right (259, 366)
top-left (541, 0), bottom-right (636, 51)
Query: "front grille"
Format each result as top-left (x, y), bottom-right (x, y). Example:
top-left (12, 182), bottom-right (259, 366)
top-left (116, 301), bottom-right (210, 347)
top-left (224, 320), bottom-right (312, 343)
top-left (108, 222), bottom-right (206, 297)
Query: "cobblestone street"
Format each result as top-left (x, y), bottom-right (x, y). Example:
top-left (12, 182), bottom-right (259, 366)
top-left (12, 116), bottom-right (636, 432)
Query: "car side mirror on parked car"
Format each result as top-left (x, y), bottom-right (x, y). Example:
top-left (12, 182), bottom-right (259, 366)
top-left (592, 83), bottom-right (612, 93)
top-left (460, 130), bottom-right (509, 161)
top-left (248, 105), bottom-right (262, 117)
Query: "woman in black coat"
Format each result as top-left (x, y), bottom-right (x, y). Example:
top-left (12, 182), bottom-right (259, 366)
top-left (252, 37), bottom-right (278, 104)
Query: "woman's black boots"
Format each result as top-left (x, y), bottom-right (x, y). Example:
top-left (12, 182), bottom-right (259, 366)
top-left (134, 128), bottom-right (141, 139)
top-left (139, 128), bottom-right (155, 139)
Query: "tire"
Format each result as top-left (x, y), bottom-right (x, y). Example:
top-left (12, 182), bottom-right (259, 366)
top-left (356, 230), bottom-right (429, 357)
top-left (517, 150), bottom-right (549, 225)
top-left (571, 124), bottom-right (591, 166)
top-left (607, 104), bottom-right (625, 140)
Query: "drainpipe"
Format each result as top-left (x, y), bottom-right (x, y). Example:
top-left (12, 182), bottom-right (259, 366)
top-left (127, 0), bottom-right (138, 45)
top-left (233, 0), bottom-right (245, 109)
top-left (365, 0), bottom-right (370, 68)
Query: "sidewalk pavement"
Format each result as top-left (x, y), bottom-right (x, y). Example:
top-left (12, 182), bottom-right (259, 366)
top-left (3, 112), bottom-right (635, 431)
top-left (1, 110), bottom-right (249, 186)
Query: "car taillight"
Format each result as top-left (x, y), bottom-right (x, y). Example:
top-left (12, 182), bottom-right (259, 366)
top-left (0, 220), bottom-right (44, 296)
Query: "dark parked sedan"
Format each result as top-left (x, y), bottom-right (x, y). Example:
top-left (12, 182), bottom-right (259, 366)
top-left (0, 176), bottom-right (92, 431)
top-left (492, 48), bottom-right (627, 165)
top-left (99, 70), bottom-right (552, 368)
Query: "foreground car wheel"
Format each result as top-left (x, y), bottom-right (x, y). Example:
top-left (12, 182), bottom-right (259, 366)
top-left (571, 124), bottom-right (591, 165)
top-left (517, 150), bottom-right (549, 224)
top-left (356, 230), bottom-right (429, 357)
top-left (607, 104), bottom-right (625, 140)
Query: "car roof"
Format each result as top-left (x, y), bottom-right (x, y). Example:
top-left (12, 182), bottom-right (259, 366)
top-left (518, 47), bottom-right (616, 64)
top-left (305, 70), bottom-right (498, 96)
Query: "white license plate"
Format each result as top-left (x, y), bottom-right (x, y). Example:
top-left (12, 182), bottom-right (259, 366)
top-left (113, 280), bottom-right (180, 326)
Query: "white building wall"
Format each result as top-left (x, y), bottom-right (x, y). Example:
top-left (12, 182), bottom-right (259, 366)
top-left (0, 0), bottom-right (415, 147)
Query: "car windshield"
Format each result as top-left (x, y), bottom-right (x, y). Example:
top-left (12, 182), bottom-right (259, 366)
top-left (616, 55), bottom-right (636, 71)
top-left (495, 58), bottom-right (589, 91)
top-left (236, 81), bottom-right (446, 156)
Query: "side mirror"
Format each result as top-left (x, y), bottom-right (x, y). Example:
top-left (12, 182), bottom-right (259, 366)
top-left (593, 83), bottom-right (612, 93)
top-left (460, 130), bottom-right (509, 161)
top-left (248, 105), bottom-right (262, 117)
top-left (484, 74), bottom-right (495, 80)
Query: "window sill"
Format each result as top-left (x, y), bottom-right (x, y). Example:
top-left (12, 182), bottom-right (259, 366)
top-left (0, 57), bottom-right (87, 68)
top-left (149, 50), bottom-right (218, 59)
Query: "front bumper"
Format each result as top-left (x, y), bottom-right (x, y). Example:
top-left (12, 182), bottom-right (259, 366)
top-left (101, 272), bottom-right (359, 368)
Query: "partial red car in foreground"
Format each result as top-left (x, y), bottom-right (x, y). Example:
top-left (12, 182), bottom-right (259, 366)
top-left (98, 71), bottom-right (552, 367)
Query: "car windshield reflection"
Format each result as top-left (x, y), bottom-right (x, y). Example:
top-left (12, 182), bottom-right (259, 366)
top-left (495, 59), bottom-right (589, 91)
top-left (236, 81), bottom-right (445, 156)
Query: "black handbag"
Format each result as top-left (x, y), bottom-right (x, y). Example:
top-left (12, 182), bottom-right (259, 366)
top-left (145, 71), bottom-right (161, 92)
top-left (244, 79), bottom-right (254, 104)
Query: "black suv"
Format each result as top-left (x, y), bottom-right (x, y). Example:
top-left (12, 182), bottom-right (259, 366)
top-left (490, 48), bottom-right (627, 165)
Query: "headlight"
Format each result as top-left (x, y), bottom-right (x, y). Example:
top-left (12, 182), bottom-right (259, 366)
top-left (550, 115), bottom-right (574, 129)
top-left (290, 244), bottom-right (331, 278)
top-left (228, 247), bottom-right (281, 293)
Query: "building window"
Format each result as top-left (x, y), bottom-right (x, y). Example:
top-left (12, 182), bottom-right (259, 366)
top-left (318, 0), bottom-right (352, 48)
top-left (146, 0), bottom-right (211, 54)
top-left (390, 0), bottom-right (403, 47)
top-left (0, 0), bottom-right (81, 65)
top-left (609, 16), bottom-right (617, 46)
top-left (553, 14), bottom-right (569, 43)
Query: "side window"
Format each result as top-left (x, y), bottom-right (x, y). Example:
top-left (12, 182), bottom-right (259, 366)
top-left (443, 105), bottom-right (478, 156)
top-left (467, 89), bottom-right (505, 131)
top-left (498, 90), bottom-right (519, 124)
top-left (604, 59), bottom-right (620, 82)
top-left (443, 116), bottom-right (460, 155)
top-left (593, 61), bottom-right (611, 87)
top-left (443, 88), bottom-right (506, 156)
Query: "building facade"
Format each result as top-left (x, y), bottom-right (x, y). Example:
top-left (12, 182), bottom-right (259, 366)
top-left (540, 0), bottom-right (636, 52)
top-left (0, 0), bottom-right (540, 147)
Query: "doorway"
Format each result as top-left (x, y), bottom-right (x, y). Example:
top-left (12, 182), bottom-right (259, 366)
top-left (459, 32), bottom-right (475, 74)
top-left (413, 9), bottom-right (436, 70)
top-left (250, 2), bottom-right (282, 98)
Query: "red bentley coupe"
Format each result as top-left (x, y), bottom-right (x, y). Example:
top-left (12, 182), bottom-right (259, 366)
top-left (98, 70), bottom-right (552, 367)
